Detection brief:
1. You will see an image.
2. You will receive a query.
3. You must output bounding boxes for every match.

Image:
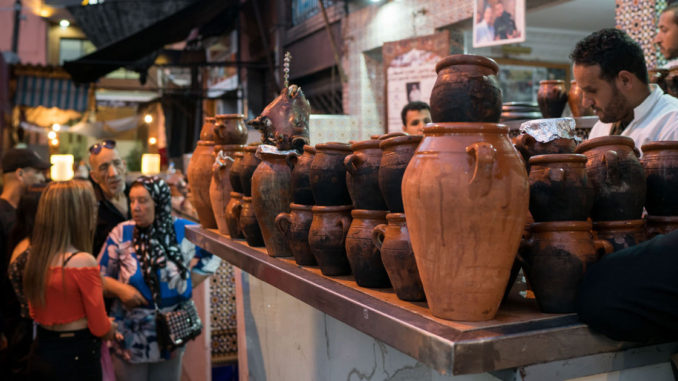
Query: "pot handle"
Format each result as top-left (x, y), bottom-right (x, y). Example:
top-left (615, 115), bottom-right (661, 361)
top-left (213, 150), bottom-right (234, 173)
top-left (603, 149), bottom-right (621, 185)
top-left (286, 152), bottom-right (298, 171)
top-left (466, 142), bottom-right (496, 197)
top-left (274, 212), bottom-right (292, 238)
top-left (594, 239), bottom-right (614, 258)
top-left (338, 217), bottom-right (351, 238)
top-left (344, 152), bottom-right (365, 175)
top-left (546, 167), bottom-right (565, 182)
top-left (371, 224), bottom-right (387, 250)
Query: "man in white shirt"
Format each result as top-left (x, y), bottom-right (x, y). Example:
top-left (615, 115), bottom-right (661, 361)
top-left (571, 28), bottom-right (678, 149)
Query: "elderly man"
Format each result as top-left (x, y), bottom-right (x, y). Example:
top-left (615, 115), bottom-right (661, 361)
top-left (88, 140), bottom-right (130, 255)
top-left (401, 101), bottom-right (432, 135)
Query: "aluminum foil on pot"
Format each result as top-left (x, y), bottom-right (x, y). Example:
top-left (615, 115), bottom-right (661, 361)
top-left (519, 117), bottom-right (577, 143)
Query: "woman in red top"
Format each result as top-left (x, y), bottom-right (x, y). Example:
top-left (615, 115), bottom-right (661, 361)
top-left (23, 180), bottom-right (117, 380)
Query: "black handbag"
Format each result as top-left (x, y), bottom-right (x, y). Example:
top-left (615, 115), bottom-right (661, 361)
top-left (154, 299), bottom-right (203, 351)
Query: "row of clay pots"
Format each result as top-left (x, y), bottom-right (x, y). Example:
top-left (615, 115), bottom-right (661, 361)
top-left (537, 80), bottom-right (595, 118)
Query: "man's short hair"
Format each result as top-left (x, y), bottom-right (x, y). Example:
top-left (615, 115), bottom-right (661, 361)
top-left (663, 3), bottom-right (678, 25)
top-left (401, 101), bottom-right (430, 126)
top-left (570, 28), bottom-right (648, 85)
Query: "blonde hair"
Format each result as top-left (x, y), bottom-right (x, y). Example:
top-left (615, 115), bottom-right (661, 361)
top-left (24, 180), bottom-right (97, 307)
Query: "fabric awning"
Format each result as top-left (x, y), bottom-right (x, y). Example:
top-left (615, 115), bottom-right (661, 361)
top-left (14, 76), bottom-right (90, 111)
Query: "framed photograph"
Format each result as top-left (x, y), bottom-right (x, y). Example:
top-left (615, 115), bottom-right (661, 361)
top-left (473, 0), bottom-right (526, 48)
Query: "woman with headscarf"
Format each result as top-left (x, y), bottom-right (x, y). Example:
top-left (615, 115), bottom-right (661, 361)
top-left (98, 176), bottom-right (220, 380)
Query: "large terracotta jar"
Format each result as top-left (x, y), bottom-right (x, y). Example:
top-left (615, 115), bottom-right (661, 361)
top-left (429, 54), bottom-right (502, 123)
top-left (593, 219), bottom-right (646, 252)
top-left (568, 80), bottom-right (594, 117)
top-left (252, 151), bottom-right (296, 257)
top-left (239, 145), bottom-right (262, 197)
top-left (537, 80), bottom-right (568, 118)
top-left (575, 136), bottom-right (646, 221)
top-left (275, 204), bottom-right (316, 265)
top-left (345, 140), bottom-right (387, 210)
top-left (291, 145), bottom-right (316, 205)
top-left (521, 221), bottom-right (612, 313)
top-left (528, 154), bottom-right (594, 222)
top-left (646, 215), bottom-right (678, 238)
top-left (187, 118), bottom-right (217, 228)
top-left (372, 213), bottom-right (425, 301)
top-left (378, 135), bottom-right (422, 213)
top-left (239, 196), bottom-right (265, 246)
top-left (310, 143), bottom-right (352, 206)
top-left (229, 152), bottom-right (245, 194)
top-left (224, 192), bottom-right (243, 239)
top-left (209, 144), bottom-right (244, 235)
top-left (401, 122), bottom-right (528, 321)
top-left (345, 210), bottom-right (390, 288)
top-left (640, 141), bottom-right (678, 216)
top-left (214, 114), bottom-right (248, 145)
top-left (308, 205), bottom-right (353, 275)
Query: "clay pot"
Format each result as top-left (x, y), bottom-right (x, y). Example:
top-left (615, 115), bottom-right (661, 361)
top-left (199, 116), bottom-right (216, 141)
top-left (229, 152), bottom-right (245, 194)
top-left (641, 141), bottom-right (678, 216)
top-left (187, 141), bottom-right (217, 228)
top-left (345, 210), bottom-right (390, 288)
top-left (345, 140), bottom-right (387, 210)
top-left (537, 80), bottom-right (568, 118)
top-left (372, 213), bottom-right (425, 301)
top-left (575, 136), bottom-right (646, 221)
top-left (378, 135), bottom-right (422, 213)
top-left (402, 123), bottom-right (529, 321)
top-left (209, 145), bottom-right (244, 235)
top-left (291, 145), bottom-right (316, 205)
top-left (252, 151), bottom-right (296, 257)
top-left (275, 203), bottom-right (316, 265)
top-left (429, 54), bottom-right (502, 123)
top-left (568, 80), bottom-right (594, 117)
top-left (239, 196), bottom-right (265, 246)
top-left (310, 143), bottom-right (352, 206)
top-left (370, 132), bottom-right (408, 140)
top-left (521, 221), bottom-right (613, 313)
top-left (224, 192), bottom-right (244, 239)
top-left (646, 215), bottom-right (678, 238)
top-left (308, 205), bottom-right (353, 276)
top-left (512, 133), bottom-right (577, 170)
top-left (593, 219), bottom-right (646, 253)
top-left (239, 145), bottom-right (262, 197)
top-left (214, 114), bottom-right (248, 145)
top-left (528, 154), bottom-right (594, 222)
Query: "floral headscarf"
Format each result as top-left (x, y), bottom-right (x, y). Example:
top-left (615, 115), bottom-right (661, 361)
top-left (131, 176), bottom-right (189, 304)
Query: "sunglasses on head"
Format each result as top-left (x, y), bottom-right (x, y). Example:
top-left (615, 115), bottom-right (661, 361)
top-left (89, 140), bottom-right (116, 155)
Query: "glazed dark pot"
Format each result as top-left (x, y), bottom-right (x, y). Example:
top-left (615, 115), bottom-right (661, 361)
top-left (372, 213), bottom-right (425, 301)
top-left (345, 140), bottom-right (387, 210)
top-left (239, 145), bottom-right (262, 197)
top-left (308, 205), bottom-right (353, 276)
top-left (345, 209), bottom-right (390, 288)
top-left (641, 141), bottom-right (678, 216)
top-left (239, 196), bottom-right (265, 246)
top-left (537, 80), bottom-right (568, 118)
top-left (252, 151), bottom-right (296, 257)
top-left (291, 145), bottom-right (316, 205)
top-left (646, 215), bottom-right (678, 238)
top-left (593, 219), bottom-right (646, 253)
top-left (521, 221), bottom-right (612, 313)
top-left (214, 114), bottom-right (248, 145)
top-left (275, 203), bottom-right (316, 265)
top-left (575, 136), bottom-right (646, 221)
top-left (225, 192), bottom-right (244, 239)
top-left (513, 133), bottom-right (577, 170)
top-left (229, 152), bottom-right (245, 194)
top-left (310, 143), bottom-right (352, 206)
top-left (378, 135), bottom-right (422, 213)
top-left (429, 54), bottom-right (502, 123)
top-left (528, 154), bottom-right (594, 222)
top-left (568, 80), bottom-right (594, 117)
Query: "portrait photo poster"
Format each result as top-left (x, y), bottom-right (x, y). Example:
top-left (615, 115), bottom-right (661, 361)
top-left (473, 0), bottom-right (526, 48)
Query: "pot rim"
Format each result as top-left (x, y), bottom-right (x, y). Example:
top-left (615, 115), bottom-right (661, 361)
top-left (311, 205), bottom-right (353, 213)
top-left (303, 145), bottom-right (317, 154)
top-left (197, 140), bottom-right (215, 146)
top-left (641, 141), bottom-right (678, 152)
top-left (539, 79), bottom-right (565, 85)
top-left (531, 220), bottom-right (592, 232)
top-left (423, 122), bottom-right (508, 135)
top-left (386, 213), bottom-right (406, 223)
top-left (575, 135), bottom-right (636, 153)
top-left (350, 139), bottom-right (382, 150)
top-left (351, 209), bottom-right (389, 219)
top-left (229, 192), bottom-right (243, 198)
top-left (593, 219), bottom-right (645, 230)
top-left (204, 116), bottom-right (216, 122)
top-left (244, 145), bottom-right (259, 152)
top-left (435, 54), bottom-right (499, 74)
top-left (379, 135), bottom-right (423, 149)
top-left (242, 196), bottom-right (253, 202)
top-left (233, 152), bottom-right (244, 158)
top-left (290, 203), bottom-right (314, 211)
top-left (646, 215), bottom-right (678, 222)
top-left (316, 142), bottom-right (352, 152)
top-left (528, 153), bottom-right (587, 165)
top-left (215, 113), bottom-right (245, 120)
top-left (377, 132), bottom-right (408, 140)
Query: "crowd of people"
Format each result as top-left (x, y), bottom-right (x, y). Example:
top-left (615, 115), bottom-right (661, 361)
top-left (0, 142), bottom-right (219, 381)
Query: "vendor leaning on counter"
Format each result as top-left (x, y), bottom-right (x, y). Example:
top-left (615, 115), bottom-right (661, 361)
top-left (570, 28), bottom-right (678, 342)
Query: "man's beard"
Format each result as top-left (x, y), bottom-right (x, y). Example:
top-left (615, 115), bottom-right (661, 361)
top-left (598, 84), bottom-right (631, 124)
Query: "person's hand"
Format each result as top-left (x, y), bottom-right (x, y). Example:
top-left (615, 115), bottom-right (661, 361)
top-left (103, 319), bottom-right (119, 341)
top-left (118, 284), bottom-right (147, 309)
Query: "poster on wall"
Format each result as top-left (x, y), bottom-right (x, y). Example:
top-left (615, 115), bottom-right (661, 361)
top-left (473, 0), bottom-right (526, 48)
top-left (383, 31), bottom-right (449, 133)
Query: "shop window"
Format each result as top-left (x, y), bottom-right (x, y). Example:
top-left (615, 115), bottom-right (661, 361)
top-left (291, 0), bottom-right (337, 26)
top-left (59, 38), bottom-right (95, 65)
